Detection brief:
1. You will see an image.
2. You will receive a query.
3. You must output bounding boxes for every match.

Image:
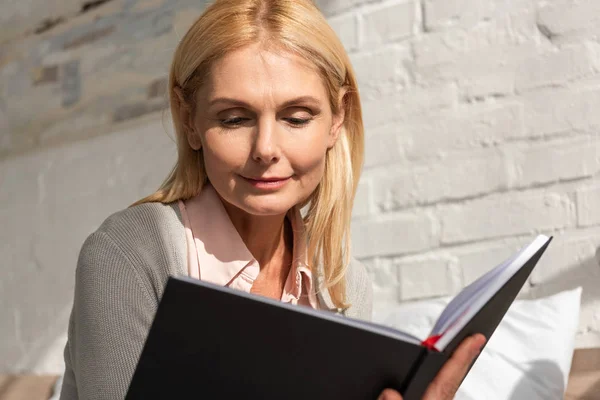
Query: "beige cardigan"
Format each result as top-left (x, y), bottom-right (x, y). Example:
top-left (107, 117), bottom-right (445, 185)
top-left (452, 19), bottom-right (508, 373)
top-left (59, 201), bottom-right (373, 399)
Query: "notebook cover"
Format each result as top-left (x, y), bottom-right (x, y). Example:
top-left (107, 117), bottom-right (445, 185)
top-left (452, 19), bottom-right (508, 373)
top-left (126, 277), bottom-right (425, 400)
top-left (402, 350), bottom-right (448, 399)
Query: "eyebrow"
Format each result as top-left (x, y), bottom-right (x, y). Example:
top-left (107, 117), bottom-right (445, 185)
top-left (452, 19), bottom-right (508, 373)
top-left (208, 95), bottom-right (322, 109)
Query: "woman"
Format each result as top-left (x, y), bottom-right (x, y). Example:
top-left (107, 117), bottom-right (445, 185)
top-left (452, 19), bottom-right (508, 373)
top-left (59, 0), bottom-right (484, 399)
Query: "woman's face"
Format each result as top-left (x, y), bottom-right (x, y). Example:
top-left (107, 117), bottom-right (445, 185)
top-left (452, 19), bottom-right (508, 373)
top-left (189, 43), bottom-right (345, 216)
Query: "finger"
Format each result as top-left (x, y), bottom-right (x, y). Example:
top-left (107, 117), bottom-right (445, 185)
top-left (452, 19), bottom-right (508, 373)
top-left (377, 388), bottom-right (403, 400)
top-left (423, 334), bottom-right (486, 399)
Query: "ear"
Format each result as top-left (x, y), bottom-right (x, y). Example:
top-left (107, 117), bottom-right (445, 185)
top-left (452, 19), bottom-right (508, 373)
top-left (328, 88), bottom-right (347, 149)
top-left (174, 86), bottom-right (202, 150)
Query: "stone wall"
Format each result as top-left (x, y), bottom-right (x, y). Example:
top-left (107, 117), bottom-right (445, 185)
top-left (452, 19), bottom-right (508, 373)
top-left (1, 0), bottom-right (599, 373)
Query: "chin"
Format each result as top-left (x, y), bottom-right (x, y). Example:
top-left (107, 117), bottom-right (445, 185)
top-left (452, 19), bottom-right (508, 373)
top-left (235, 195), bottom-right (297, 216)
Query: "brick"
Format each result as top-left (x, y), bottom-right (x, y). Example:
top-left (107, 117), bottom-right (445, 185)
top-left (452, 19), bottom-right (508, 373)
top-left (63, 25), bottom-right (115, 50)
top-left (509, 136), bottom-right (599, 188)
top-left (523, 87), bottom-right (600, 136)
top-left (500, 2), bottom-right (539, 41)
top-left (440, 191), bottom-right (575, 244)
top-left (401, 103), bottom-right (525, 159)
top-left (373, 148), bottom-right (508, 210)
top-left (361, 1), bottom-right (417, 47)
top-left (328, 13), bottom-right (359, 52)
top-left (350, 45), bottom-right (412, 97)
top-left (516, 43), bottom-right (600, 92)
top-left (577, 186), bottom-right (600, 227)
top-left (396, 257), bottom-right (460, 300)
top-left (423, 0), bottom-right (493, 31)
top-left (413, 20), bottom-right (531, 67)
top-left (361, 83), bottom-right (457, 127)
top-left (361, 257), bottom-right (401, 304)
top-left (537, 0), bottom-right (600, 39)
top-left (363, 128), bottom-right (403, 168)
top-left (414, 42), bottom-right (537, 98)
top-left (351, 212), bottom-right (438, 258)
top-left (315, 0), bottom-right (374, 17)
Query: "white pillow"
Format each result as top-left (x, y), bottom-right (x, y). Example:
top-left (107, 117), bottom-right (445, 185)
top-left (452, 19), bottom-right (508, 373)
top-left (373, 287), bottom-right (582, 400)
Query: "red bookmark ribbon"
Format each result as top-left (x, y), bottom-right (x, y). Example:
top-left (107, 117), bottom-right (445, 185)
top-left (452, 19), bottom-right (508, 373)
top-left (421, 334), bottom-right (442, 352)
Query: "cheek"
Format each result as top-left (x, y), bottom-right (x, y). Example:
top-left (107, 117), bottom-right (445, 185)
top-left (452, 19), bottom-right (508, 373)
top-left (288, 138), bottom-right (329, 186)
top-left (291, 150), bottom-right (326, 176)
top-left (200, 130), bottom-right (249, 176)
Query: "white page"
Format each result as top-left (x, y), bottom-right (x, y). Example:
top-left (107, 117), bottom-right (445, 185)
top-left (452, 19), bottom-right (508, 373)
top-left (430, 252), bottom-right (518, 335)
top-left (432, 235), bottom-right (550, 351)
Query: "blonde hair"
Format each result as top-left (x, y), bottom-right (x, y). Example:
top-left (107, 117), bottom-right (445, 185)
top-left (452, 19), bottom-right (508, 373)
top-left (134, 0), bottom-right (364, 308)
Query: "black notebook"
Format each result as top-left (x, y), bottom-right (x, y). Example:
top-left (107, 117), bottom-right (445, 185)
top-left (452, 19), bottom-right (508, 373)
top-left (126, 234), bottom-right (552, 400)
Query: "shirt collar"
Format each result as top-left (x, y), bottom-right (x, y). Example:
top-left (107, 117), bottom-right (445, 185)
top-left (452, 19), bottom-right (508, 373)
top-left (185, 184), bottom-right (317, 308)
top-left (185, 184), bottom-right (255, 286)
top-left (283, 206), bottom-right (318, 308)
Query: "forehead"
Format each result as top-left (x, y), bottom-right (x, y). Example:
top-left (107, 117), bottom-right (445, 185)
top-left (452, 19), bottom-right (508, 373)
top-left (201, 44), bottom-right (329, 105)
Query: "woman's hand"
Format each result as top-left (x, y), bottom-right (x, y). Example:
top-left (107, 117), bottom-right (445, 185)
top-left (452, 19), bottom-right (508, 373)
top-left (377, 334), bottom-right (486, 400)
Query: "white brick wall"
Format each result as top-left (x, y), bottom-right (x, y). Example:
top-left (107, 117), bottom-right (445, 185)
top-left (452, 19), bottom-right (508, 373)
top-left (0, 117), bottom-right (176, 372)
top-left (323, 0), bottom-right (600, 348)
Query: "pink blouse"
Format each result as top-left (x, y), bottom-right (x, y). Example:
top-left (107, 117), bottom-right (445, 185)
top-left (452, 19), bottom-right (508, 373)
top-left (178, 184), bottom-right (318, 308)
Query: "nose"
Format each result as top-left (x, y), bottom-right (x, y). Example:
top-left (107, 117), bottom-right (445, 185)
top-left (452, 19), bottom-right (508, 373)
top-left (251, 118), bottom-right (280, 164)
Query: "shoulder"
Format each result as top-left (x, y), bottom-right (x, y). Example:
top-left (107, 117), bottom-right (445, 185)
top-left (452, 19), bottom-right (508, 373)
top-left (96, 201), bottom-right (184, 254)
top-left (345, 258), bottom-right (373, 321)
top-left (77, 201), bottom-right (187, 299)
top-left (97, 201), bottom-right (182, 240)
top-left (345, 257), bottom-right (371, 291)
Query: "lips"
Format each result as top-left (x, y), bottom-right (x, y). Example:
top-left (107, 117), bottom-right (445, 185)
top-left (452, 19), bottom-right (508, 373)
top-left (241, 175), bottom-right (292, 190)
top-left (245, 176), bottom-right (290, 182)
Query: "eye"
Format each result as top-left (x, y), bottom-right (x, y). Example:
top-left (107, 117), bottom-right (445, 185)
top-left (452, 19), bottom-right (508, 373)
top-left (220, 116), bottom-right (249, 128)
top-left (283, 109), bottom-right (313, 127)
top-left (285, 117), bottom-right (311, 127)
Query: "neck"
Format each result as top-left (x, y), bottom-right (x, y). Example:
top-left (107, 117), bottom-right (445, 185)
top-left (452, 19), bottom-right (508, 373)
top-left (220, 201), bottom-right (292, 275)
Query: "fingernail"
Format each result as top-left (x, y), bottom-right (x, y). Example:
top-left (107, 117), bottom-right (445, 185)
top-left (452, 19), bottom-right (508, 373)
top-left (474, 334), bottom-right (486, 353)
top-left (378, 390), bottom-right (395, 400)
